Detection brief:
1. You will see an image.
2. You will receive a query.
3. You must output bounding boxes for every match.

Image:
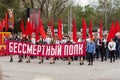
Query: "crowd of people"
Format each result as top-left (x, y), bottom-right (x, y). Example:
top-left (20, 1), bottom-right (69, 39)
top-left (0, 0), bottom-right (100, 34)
top-left (7, 32), bottom-right (120, 66)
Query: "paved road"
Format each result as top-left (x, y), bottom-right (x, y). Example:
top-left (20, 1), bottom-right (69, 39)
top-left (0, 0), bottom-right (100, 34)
top-left (0, 56), bottom-right (120, 80)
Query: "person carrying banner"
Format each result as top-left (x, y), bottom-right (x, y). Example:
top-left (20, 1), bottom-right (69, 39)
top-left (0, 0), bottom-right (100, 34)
top-left (66, 36), bottom-right (73, 65)
top-left (50, 37), bottom-right (56, 64)
top-left (60, 35), bottom-right (67, 61)
top-left (26, 34), bottom-right (36, 63)
top-left (19, 34), bottom-right (28, 62)
top-left (37, 36), bottom-right (44, 64)
top-left (16, 33), bottom-right (25, 60)
top-left (108, 39), bottom-right (116, 63)
top-left (9, 33), bottom-right (24, 62)
top-left (78, 35), bottom-right (84, 65)
top-left (86, 39), bottom-right (96, 65)
top-left (60, 35), bottom-right (67, 44)
top-left (55, 35), bottom-right (60, 44)
top-left (9, 34), bottom-right (14, 62)
top-left (45, 34), bottom-right (55, 64)
top-left (54, 35), bottom-right (60, 60)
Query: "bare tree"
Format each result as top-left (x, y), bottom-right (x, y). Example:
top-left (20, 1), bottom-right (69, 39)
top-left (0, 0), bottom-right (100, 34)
top-left (21, 0), bottom-right (70, 22)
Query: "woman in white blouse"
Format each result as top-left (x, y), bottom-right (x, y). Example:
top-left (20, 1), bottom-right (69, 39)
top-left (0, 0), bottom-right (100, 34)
top-left (108, 39), bottom-right (116, 63)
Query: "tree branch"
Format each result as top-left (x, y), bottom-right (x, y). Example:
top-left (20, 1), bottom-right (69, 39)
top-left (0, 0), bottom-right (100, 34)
top-left (53, 0), bottom-right (68, 16)
top-left (21, 0), bottom-right (28, 8)
top-left (31, 0), bottom-right (34, 8)
top-left (38, 0), bottom-right (42, 6)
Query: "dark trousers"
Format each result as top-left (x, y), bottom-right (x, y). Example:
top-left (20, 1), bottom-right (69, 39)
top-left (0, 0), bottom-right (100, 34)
top-left (96, 48), bottom-right (99, 59)
top-left (115, 50), bottom-right (119, 59)
top-left (109, 50), bottom-right (115, 62)
top-left (88, 53), bottom-right (93, 64)
top-left (101, 48), bottom-right (107, 61)
top-left (96, 46), bottom-right (101, 59)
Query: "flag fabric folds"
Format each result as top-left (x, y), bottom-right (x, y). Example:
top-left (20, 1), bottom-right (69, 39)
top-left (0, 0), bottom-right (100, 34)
top-left (38, 19), bottom-right (46, 39)
top-left (25, 20), bottom-right (33, 35)
top-left (58, 18), bottom-right (62, 40)
top-left (0, 21), bottom-right (2, 31)
top-left (89, 20), bottom-right (93, 39)
top-left (99, 20), bottom-right (102, 39)
top-left (107, 21), bottom-right (115, 42)
top-left (72, 19), bottom-right (77, 42)
top-left (82, 17), bottom-right (87, 41)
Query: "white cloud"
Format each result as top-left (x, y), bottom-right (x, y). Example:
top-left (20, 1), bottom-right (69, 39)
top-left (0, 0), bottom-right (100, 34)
top-left (74, 0), bottom-right (98, 7)
top-left (80, 0), bottom-right (90, 6)
top-left (74, 0), bottom-right (89, 6)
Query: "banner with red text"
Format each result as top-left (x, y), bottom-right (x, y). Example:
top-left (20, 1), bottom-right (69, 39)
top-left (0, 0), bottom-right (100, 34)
top-left (6, 41), bottom-right (86, 57)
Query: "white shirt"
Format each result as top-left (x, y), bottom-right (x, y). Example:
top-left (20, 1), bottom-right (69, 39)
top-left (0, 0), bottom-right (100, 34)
top-left (86, 38), bottom-right (90, 43)
top-left (108, 41), bottom-right (116, 51)
top-left (61, 39), bottom-right (67, 44)
top-left (78, 38), bottom-right (82, 42)
top-left (31, 38), bottom-right (36, 44)
top-left (70, 39), bottom-right (76, 44)
top-left (102, 39), bottom-right (107, 47)
top-left (103, 39), bottom-right (107, 43)
top-left (45, 38), bottom-right (51, 44)
top-left (97, 39), bottom-right (101, 46)
top-left (55, 40), bottom-right (60, 44)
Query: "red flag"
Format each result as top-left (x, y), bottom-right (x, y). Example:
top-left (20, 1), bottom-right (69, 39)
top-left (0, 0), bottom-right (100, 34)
top-left (107, 21), bottom-right (115, 42)
top-left (58, 18), bottom-right (62, 40)
top-left (72, 19), bottom-right (77, 42)
top-left (38, 19), bottom-right (46, 39)
top-left (82, 17), bottom-right (87, 41)
top-left (99, 20), bottom-right (102, 39)
top-left (89, 19), bottom-right (93, 39)
top-left (29, 22), bottom-right (33, 34)
top-left (48, 19), bottom-right (54, 37)
top-left (0, 21), bottom-right (2, 31)
top-left (20, 19), bottom-right (25, 34)
top-left (25, 20), bottom-right (33, 35)
top-left (2, 19), bottom-right (5, 28)
top-left (5, 12), bottom-right (8, 31)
